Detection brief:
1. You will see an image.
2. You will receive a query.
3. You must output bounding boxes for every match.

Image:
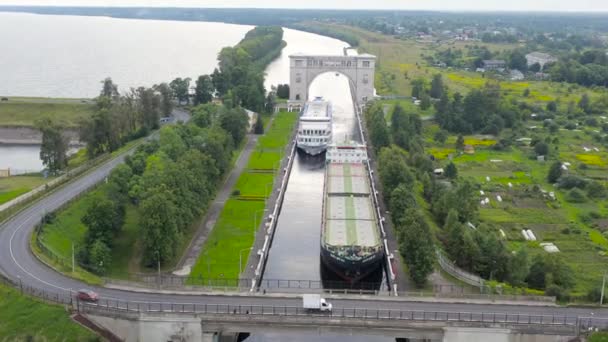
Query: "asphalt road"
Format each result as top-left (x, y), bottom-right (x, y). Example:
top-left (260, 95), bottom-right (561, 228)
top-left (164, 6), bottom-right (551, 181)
top-left (0, 109), bottom-right (607, 325)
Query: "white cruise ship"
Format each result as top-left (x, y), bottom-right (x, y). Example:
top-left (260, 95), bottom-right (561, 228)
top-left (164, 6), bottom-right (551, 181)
top-left (296, 97), bottom-right (332, 156)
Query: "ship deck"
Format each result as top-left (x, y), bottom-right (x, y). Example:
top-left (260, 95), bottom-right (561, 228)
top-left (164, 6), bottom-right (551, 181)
top-left (324, 163), bottom-right (381, 248)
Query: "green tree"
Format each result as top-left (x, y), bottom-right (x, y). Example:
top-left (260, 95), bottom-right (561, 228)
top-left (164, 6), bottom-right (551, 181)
top-left (432, 178), bottom-right (478, 224)
top-left (546, 101), bottom-right (557, 112)
top-left (100, 77), bottom-right (119, 99)
top-left (509, 50), bottom-right (527, 71)
top-left (254, 114), bottom-right (264, 134)
top-left (444, 209), bottom-right (465, 261)
top-left (194, 75), bottom-right (214, 105)
top-left (155, 83), bottom-right (173, 117)
top-left (529, 62), bottom-right (541, 73)
top-left (430, 74), bottom-right (444, 99)
top-left (566, 188), bottom-right (587, 203)
top-left (587, 181), bottom-right (607, 199)
top-left (170, 77), bottom-right (191, 105)
top-left (420, 93), bottom-right (431, 110)
top-left (276, 84), bottom-right (290, 99)
top-left (140, 186), bottom-right (180, 264)
top-left (82, 197), bottom-right (124, 247)
top-left (523, 88), bottom-right (530, 97)
top-left (579, 94), bottom-right (591, 114)
top-left (411, 78), bottom-right (426, 98)
top-left (508, 248), bottom-right (530, 286)
top-left (398, 209), bottom-right (435, 287)
top-left (80, 108), bottom-right (113, 158)
top-left (378, 146), bottom-right (414, 199)
top-left (547, 161), bottom-right (563, 183)
top-left (265, 91), bottom-right (276, 113)
top-left (365, 103), bottom-right (390, 152)
top-left (159, 126), bottom-right (187, 160)
top-left (534, 141), bottom-right (549, 156)
top-left (444, 162), bottom-right (458, 179)
top-left (88, 239), bottom-right (111, 275)
top-left (433, 130), bottom-right (448, 144)
top-left (220, 107), bottom-right (249, 145)
top-left (455, 134), bottom-right (465, 150)
top-left (389, 184), bottom-right (418, 223)
top-left (37, 118), bottom-right (68, 174)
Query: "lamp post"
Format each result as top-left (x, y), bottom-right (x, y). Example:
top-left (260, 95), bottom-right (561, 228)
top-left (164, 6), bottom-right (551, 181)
top-left (253, 209), bottom-right (269, 238)
top-left (239, 248), bottom-right (253, 275)
top-left (601, 271), bottom-right (607, 306)
top-left (155, 250), bottom-right (161, 287)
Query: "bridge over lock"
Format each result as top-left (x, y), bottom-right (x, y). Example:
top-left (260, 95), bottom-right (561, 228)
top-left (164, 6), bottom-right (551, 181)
top-left (76, 299), bottom-right (606, 342)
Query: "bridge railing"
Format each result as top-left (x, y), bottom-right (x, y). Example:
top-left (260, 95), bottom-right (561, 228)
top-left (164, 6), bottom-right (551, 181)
top-left (77, 299), bottom-right (608, 331)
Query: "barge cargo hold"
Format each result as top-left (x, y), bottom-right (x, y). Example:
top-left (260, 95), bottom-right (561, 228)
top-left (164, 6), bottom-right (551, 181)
top-left (320, 143), bottom-right (384, 282)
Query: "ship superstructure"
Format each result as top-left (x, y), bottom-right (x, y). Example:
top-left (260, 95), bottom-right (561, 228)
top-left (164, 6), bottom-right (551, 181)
top-left (296, 97), bottom-right (332, 156)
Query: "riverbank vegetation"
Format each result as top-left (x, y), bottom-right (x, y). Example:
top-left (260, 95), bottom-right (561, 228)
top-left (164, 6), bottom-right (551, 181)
top-left (0, 282), bottom-right (96, 341)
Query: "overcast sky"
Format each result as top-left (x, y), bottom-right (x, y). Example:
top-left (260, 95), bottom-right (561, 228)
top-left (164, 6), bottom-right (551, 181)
top-left (0, 0), bottom-right (607, 12)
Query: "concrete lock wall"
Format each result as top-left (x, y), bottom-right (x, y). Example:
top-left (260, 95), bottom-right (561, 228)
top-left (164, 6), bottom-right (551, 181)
top-left (289, 54), bottom-right (376, 105)
top-left (442, 327), bottom-right (576, 342)
top-left (87, 313), bottom-right (208, 342)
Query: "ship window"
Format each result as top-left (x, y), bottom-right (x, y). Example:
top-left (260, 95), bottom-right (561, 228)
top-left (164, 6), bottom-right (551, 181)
top-left (363, 60), bottom-right (371, 67)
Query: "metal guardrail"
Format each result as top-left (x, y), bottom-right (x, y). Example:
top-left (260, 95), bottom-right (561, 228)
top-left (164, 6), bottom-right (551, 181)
top-left (436, 249), bottom-right (486, 289)
top-left (0, 271), bottom-right (603, 334)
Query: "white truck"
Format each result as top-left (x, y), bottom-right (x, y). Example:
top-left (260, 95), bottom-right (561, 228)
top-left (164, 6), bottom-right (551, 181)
top-left (302, 294), bottom-right (332, 312)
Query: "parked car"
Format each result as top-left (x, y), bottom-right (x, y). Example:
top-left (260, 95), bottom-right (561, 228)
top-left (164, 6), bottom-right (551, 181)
top-left (77, 289), bottom-right (99, 302)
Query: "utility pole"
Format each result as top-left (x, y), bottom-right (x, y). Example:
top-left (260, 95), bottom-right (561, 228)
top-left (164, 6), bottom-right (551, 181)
top-left (71, 243), bottom-right (75, 273)
top-left (601, 272), bottom-right (606, 306)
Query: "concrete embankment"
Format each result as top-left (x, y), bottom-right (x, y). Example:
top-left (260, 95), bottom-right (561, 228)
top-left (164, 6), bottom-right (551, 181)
top-left (0, 126), bottom-right (80, 145)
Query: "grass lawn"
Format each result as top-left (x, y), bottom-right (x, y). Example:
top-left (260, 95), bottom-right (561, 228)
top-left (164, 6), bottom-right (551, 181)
top-left (590, 332), bottom-right (608, 342)
top-left (0, 283), bottom-right (96, 341)
top-left (0, 175), bottom-right (53, 205)
top-left (40, 186), bottom-right (103, 261)
top-left (0, 97), bottom-right (94, 127)
top-left (190, 199), bottom-right (265, 279)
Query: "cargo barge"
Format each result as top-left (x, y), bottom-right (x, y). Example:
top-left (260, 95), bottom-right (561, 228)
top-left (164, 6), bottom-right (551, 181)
top-left (320, 143), bottom-right (384, 282)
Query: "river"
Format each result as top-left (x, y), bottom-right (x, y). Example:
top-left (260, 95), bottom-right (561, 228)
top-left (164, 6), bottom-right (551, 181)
top-left (0, 13), bottom-right (346, 172)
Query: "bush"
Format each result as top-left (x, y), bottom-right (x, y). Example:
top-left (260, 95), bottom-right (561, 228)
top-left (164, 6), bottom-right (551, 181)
top-left (566, 188), bottom-right (587, 203)
top-left (545, 284), bottom-right (570, 301)
top-left (557, 175), bottom-right (588, 189)
top-left (587, 181), bottom-right (608, 199)
top-left (586, 287), bottom-right (606, 304)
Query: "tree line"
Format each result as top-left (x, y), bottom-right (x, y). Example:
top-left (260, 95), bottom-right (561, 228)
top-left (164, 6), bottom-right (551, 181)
top-left (364, 102), bottom-right (574, 297)
top-left (77, 103), bottom-right (249, 273)
top-left (547, 49), bottom-right (608, 87)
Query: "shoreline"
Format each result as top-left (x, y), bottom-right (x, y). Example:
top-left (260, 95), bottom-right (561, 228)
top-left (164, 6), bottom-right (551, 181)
top-left (0, 126), bottom-right (80, 146)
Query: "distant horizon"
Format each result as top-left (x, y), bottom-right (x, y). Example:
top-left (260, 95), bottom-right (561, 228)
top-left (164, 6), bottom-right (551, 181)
top-left (1, 5), bottom-right (608, 14)
top-left (0, 0), bottom-right (607, 13)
